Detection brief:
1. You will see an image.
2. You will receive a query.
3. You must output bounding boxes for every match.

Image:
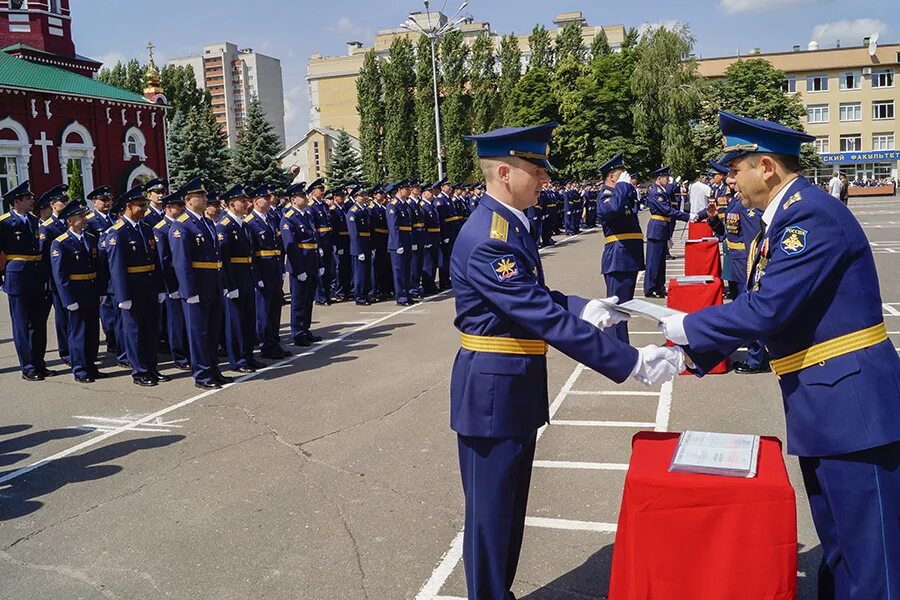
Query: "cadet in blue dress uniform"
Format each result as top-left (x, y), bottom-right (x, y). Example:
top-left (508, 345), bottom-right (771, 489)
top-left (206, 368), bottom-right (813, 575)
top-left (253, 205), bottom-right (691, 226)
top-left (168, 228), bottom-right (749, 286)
top-left (330, 189), bottom-right (352, 301)
top-left (434, 180), bottom-right (459, 291)
top-left (660, 111), bottom-right (900, 600)
top-left (306, 179), bottom-right (334, 305)
top-left (217, 184), bottom-right (262, 371)
top-left (105, 186), bottom-right (168, 386)
top-left (419, 183), bottom-right (441, 296)
top-left (368, 185), bottom-right (392, 300)
top-left (49, 201), bottom-right (105, 382)
top-left (1, 182), bottom-right (54, 380)
top-left (644, 167), bottom-right (698, 298)
top-left (454, 123), bottom-right (683, 600)
top-left (407, 182), bottom-right (426, 299)
top-left (153, 191), bottom-right (190, 371)
top-left (344, 186), bottom-right (373, 305)
top-left (142, 178), bottom-right (169, 350)
top-left (37, 184), bottom-right (72, 366)
top-left (385, 181), bottom-right (414, 306)
top-left (168, 178), bottom-right (233, 390)
top-left (281, 183), bottom-right (322, 346)
top-left (84, 186), bottom-right (120, 355)
top-left (596, 154), bottom-right (645, 343)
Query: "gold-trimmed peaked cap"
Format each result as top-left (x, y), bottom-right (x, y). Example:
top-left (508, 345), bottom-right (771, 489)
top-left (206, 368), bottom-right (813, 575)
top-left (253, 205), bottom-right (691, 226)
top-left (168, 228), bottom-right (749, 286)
top-left (465, 122), bottom-right (558, 170)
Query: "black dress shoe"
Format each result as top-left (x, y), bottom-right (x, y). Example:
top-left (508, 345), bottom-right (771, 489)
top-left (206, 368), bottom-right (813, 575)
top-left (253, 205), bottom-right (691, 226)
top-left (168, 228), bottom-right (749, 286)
top-left (151, 372), bottom-right (172, 383)
top-left (174, 363), bottom-right (192, 371)
top-left (91, 371), bottom-right (110, 380)
top-left (195, 381), bottom-right (222, 390)
top-left (235, 366), bottom-right (256, 373)
top-left (314, 300), bottom-right (332, 306)
top-left (734, 362), bottom-right (772, 374)
top-left (75, 375), bottom-right (96, 383)
top-left (308, 333), bottom-right (323, 343)
top-left (38, 367), bottom-right (59, 377)
top-left (247, 359), bottom-right (267, 369)
top-left (355, 299), bottom-right (371, 306)
top-left (214, 374), bottom-right (235, 384)
top-left (293, 336), bottom-right (311, 347)
top-left (133, 376), bottom-right (158, 387)
top-left (117, 360), bottom-right (132, 369)
top-left (397, 300), bottom-right (413, 306)
top-left (21, 372), bottom-right (44, 382)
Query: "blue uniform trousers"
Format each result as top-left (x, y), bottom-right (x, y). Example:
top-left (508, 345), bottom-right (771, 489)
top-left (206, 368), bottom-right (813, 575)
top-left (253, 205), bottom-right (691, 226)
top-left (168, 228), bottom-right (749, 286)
top-left (120, 301), bottom-right (159, 378)
top-left (165, 297), bottom-right (190, 368)
top-left (113, 303), bottom-right (127, 365)
top-left (458, 432), bottom-right (536, 600)
top-left (99, 295), bottom-right (119, 352)
top-left (66, 306), bottom-right (99, 380)
top-left (390, 250), bottom-right (411, 303)
top-left (643, 239), bottom-right (668, 295)
top-left (409, 247), bottom-right (424, 296)
top-left (224, 291), bottom-right (256, 370)
top-left (158, 300), bottom-right (169, 347)
top-left (289, 277), bottom-right (315, 341)
top-left (422, 245), bottom-right (439, 294)
top-left (183, 298), bottom-right (224, 385)
top-left (372, 246), bottom-right (392, 296)
top-left (605, 271), bottom-right (637, 343)
top-left (333, 249), bottom-right (352, 299)
top-left (8, 291), bottom-right (49, 375)
top-left (50, 291), bottom-right (70, 364)
top-left (255, 284), bottom-right (283, 353)
top-left (439, 243), bottom-right (453, 291)
top-left (800, 441), bottom-right (900, 600)
top-left (315, 247), bottom-right (334, 303)
top-left (351, 257), bottom-right (372, 302)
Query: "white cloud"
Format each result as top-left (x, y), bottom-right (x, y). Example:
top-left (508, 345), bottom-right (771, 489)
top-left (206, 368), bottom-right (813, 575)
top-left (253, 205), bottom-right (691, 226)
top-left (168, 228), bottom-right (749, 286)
top-left (638, 20), bottom-right (684, 39)
top-left (719, 0), bottom-right (824, 14)
top-left (283, 84), bottom-right (308, 143)
top-left (811, 18), bottom-right (889, 46)
top-left (96, 51), bottom-right (126, 69)
top-left (330, 16), bottom-right (371, 41)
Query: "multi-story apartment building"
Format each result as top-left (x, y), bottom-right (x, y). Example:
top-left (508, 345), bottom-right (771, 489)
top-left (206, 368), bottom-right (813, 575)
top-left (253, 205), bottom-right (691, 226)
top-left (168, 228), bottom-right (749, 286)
top-left (169, 42), bottom-right (285, 149)
top-left (698, 39), bottom-right (900, 181)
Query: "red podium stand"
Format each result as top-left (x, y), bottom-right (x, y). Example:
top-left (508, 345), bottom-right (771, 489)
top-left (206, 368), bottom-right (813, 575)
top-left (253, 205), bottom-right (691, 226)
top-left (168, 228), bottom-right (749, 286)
top-left (609, 432), bottom-right (798, 600)
top-left (684, 222), bottom-right (722, 277)
top-left (667, 277), bottom-right (727, 373)
top-left (688, 221), bottom-right (714, 238)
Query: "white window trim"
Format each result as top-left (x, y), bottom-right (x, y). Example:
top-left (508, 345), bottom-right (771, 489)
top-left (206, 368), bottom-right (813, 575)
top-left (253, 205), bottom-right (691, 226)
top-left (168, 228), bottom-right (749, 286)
top-left (873, 134), bottom-right (895, 151)
top-left (814, 136), bottom-right (830, 154)
top-left (873, 101), bottom-right (895, 121)
top-left (122, 126), bottom-right (147, 161)
top-left (839, 135), bottom-right (862, 152)
top-left (839, 103), bottom-right (862, 122)
top-left (0, 116), bottom-right (32, 185)
top-left (59, 121), bottom-right (95, 196)
top-left (806, 74), bottom-right (829, 93)
top-left (126, 164), bottom-right (157, 190)
top-left (872, 69), bottom-right (895, 89)
top-left (807, 104), bottom-right (830, 124)
top-left (839, 71), bottom-right (861, 91)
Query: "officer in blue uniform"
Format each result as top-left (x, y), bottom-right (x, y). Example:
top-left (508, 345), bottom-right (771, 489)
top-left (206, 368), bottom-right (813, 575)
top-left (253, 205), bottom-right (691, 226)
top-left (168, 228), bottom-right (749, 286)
top-left (37, 184), bottom-right (72, 366)
top-left (434, 180), bottom-right (459, 292)
top-left (597, 154), bottom-right (645, 342)
top-left (407, 182), bottom-right (426, 299)
top-left (217, 184), bottom-right (263, 371)
top-left (583, 183), bottom-right (598, 229)
top-left (660, 111), bottom-right (900, 600)
top-left (84, 186), bottom-right (120, 356)
top-left (142, 178), bottom-right (168, 228)
top-left (385, 181), bottom-right (414, 306)
top-left (644, 167), bottom-right (697, 298)
top-left (454, 123), bottom-right (683, 600)
top-left (49, 201), bottom-right (105, 382)
top-left (1, 182), bottom-right (54, 380)
top-left (153, 191), bottom-right (190, 371)
top-left (105, 185), bottom-right (168, 386)
top-left (306, 179), bottom-right (334, 305)
top-left (419, 183), bottom-right (442, 296)
top-left (245, 184), bottom-right (290, 360)
top-left (369, 185), bottom-right (392, 301)
top-left (330, 188), bottom-right (352, 301)
top-left (343, 186), bottom-right (372, 305)
top-left (281, 182), bottom-right (322, 346)
top-left (168, 177), bottom-right (233, 390)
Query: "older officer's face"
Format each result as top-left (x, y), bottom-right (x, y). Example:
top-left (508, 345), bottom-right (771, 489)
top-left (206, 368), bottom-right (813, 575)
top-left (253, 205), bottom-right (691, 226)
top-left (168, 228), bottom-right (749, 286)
top-left (729, 155), bottom-right (779, 210)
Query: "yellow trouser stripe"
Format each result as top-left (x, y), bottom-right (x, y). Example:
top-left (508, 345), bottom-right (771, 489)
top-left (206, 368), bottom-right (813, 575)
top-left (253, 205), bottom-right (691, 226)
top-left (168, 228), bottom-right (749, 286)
top-left (727, 240), bottom-right (746, 251)
top-left (230, 257), bottom-right (252, 264)
top-left (68, 272), bottom-right (97, 281)
top-left (316, 227), bottom-right (332, 233)
top-left (297, 243), bottom-right (317, 250)
top-left (358, 232), bottom-right (371, 237)
top-left (427, 228), bottom-right (441, 233)
top-left (254, 250), bottom-right (282, 257)
top-left (192, 261), bottom-right (223, 269)
top-left (605, 233), bottom-right (644, 244)
top-left (460, 333), bottom-right (547, 355)
top-left (399, 226), bottom-right (412, 231)
top-left (126, 264), bottom-right (155, 274)
top-left (771, 323), bottom-right (888, 376)
top-left (375, 228), bottom-right (389, 234)
top-left (650, 215), bottom-right (671, 222)
top-left (6, 254), bottom-right (41, 261)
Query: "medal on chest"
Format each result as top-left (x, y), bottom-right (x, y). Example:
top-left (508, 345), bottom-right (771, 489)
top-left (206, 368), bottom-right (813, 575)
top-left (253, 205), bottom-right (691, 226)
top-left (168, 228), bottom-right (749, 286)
top-left (753, 238), bottom-right (770, 291)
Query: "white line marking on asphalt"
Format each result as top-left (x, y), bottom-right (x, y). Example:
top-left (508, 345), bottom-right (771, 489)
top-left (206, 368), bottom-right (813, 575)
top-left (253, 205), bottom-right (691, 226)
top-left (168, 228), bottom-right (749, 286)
top-left (566, 390), bottom-right (658, 396)
top-left (655, 380), bottom-right (673, 432)
top-left (883, 304), bottom-right (900, 316)
top-left (553, 419), bottom-right (656, 428)
top-left (524, 516), bottom-right (618, 533)
top-left (533, 460), bottom-right (629, 471)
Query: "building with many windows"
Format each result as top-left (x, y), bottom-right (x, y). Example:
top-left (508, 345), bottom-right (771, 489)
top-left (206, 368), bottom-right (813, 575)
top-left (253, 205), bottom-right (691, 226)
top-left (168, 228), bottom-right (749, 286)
top-left (697, 39), bottom-right (900, 182)
top-left (168, 42), bottom-right (285, 150)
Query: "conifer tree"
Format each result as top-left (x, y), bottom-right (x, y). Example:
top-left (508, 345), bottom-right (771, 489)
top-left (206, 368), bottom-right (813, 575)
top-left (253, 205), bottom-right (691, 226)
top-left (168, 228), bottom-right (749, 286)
top-left (590, 30), bottom-right (612, 58)
top-left (383, 37), bottom-right (416, 181)
top-left (356, 49), bottom-right (386, 184)
top-left (66, 160), bottom-right (84, 201)
top-left (527, 25), bottom-right (554, 71)
top-left (555, 22), bottom-right (586, 63)
top-left (441, 30), bottom-right (471, 182)
top-left (498, 34), bottom-right (522, 125)
top-left (326, 130), bottom-right (363, 187)
top-left (125, 59), bottom-right (144, 94)
top-left (229, 96), bottom-right (290, 188)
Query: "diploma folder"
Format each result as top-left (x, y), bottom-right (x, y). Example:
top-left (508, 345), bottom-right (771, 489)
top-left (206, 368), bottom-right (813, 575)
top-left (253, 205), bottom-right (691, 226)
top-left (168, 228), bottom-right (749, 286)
top-left (598, 299), bottom-right (686, 323)
top-left (669, 431), bottom-right (760, 478)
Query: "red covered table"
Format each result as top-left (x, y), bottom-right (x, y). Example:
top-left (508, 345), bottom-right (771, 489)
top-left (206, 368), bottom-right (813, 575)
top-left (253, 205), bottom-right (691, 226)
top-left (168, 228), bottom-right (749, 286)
top-left (609, 432), bottom-right (797, 600)
top-left (667, 276), bottom-right (727, 373)
top-left (685, 221), bottom-right (721, 277)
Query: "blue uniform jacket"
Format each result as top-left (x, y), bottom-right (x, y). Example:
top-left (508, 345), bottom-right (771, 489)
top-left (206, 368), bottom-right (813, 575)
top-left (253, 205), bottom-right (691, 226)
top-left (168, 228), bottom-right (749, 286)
top-left (49, 230), bottom-right (102, 309)
top-left (434, 194), bottom-right (458, 241)
top-left (39, 215), bottom-right (67, 289)
top-left (407, 199), bottom-right (425, 247)
top-left (332, 204), bottom-right (350, 251)
top-left (244, 211), bottom-right (283, 286)
top-left (708, 195), bottom-right (763, 285)
top-left (0, 211), bottom-right (45, 295)
top-left (106, 219), bottom-right (164, 304)
top-left (308, 200), bottom-right (334, 248)
top-left (370, 203), bottom-right (389, 247)
top-left (450, 194), bottom-right (639, 438)
top-left (386, 198), bottom-right (412, 251)
top-left (168, 211), bottom-right (225, 303)
top-left (346, 202), bottom-right (372, 256)
top-left (153, 218), bottom-right (179, 294)
top-left (216, 214), bottom-right (255, 294)
top-left (420, 200), bottom-right (441, 247)
top-left (597, 182), bottom-right (645, 274)
top-left (143, 207), bottom-right (165, 229)
top-left (684, 177), bottom-right (900, 456)
top-left (281, 208), bottom-right (319, 276)
top-left (646, 184), bottom-right (691, 241)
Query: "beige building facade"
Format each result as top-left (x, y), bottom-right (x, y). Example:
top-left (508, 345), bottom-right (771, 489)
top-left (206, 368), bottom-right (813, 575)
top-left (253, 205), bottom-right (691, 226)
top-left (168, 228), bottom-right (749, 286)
top-left (698, 40), bottom-right (900, 181)
top-left (278, 127), bottom-right (360, 185)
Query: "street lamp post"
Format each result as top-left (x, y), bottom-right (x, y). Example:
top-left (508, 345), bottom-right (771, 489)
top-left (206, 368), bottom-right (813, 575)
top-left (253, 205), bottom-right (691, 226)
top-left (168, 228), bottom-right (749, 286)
top-left (402, 0), bottom-right (469, 181)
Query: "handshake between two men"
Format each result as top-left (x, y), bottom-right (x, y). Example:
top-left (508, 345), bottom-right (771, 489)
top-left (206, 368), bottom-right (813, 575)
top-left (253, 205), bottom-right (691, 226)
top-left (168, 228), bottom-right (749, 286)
top-left (580, 296), bottom-right (686, 387)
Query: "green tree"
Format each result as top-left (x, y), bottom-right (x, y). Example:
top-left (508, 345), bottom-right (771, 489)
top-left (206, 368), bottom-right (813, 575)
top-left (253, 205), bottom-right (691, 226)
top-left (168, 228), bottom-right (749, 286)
top-left (325, 130), bottom-right (362, 187)
top-left (527, 25), bottom-right (554, 71)
top-left (551, 55), bottom-right (589, 178)
top-left (555, 22), bottom-right (586, 63)
top-left (506, 67), bottom-right (557, 128)
top-left (622, 27), bottom-right (640, 50)
top-left (166, 108), bottom-right (192, 189)
top-left (160, 64), bottom-right (206, 120)
top-left (441, 30), bottom-right (471, 182)
top-left (125, 59), bottom-right (144, 94)
top-left (66, 160), bottom-right (84, 201)
top-left (383, 37), bottom-right (416, 181)
top-left (415, 36), bottom-right (439, 182)
top-left (109, 61), bottom-right (127, 88)
top-left (498, 34), bottom-right (522, 125)
top-left (356, 50), bottom-right (385, 184)
top-left (590, 49), bottom-right (649, 175)
top-left (229, 96), bottom-right (290, 188)
top-left (470, 33), bottom-right (500, 176)
top-left (590, 29), bottom-right (612, 58)
top-left (167, 98), bottom-right (231, 190)
top-left (631, 25), bottom-right (703, 176)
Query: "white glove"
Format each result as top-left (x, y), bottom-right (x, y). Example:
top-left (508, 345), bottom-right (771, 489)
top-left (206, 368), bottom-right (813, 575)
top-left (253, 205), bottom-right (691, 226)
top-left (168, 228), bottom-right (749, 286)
top-left (318, 248), bottom-right (324, 257)
top-left (443, 238), bottom-right (450, 244)
top-left (169, 291), bottom-right (181, 300)
top-left (371, 249), bottom-right (376, 258)
top-left (100, 295), bottom-right (107, 304)
top-left (186, 295), bottom-right (200, 304)
top-left (337, 249), bottom-right (345, 256)
top-left (225, 289), bottom-right (240, 299)
top-left (157, 293), bottom-right (166, 303)
top-left (580, 296), bottom-right (628, 329)
top-left (358, 253), bottom-right (366, 261)
top-left (118, 300), bottom-right (132, 310)
top-left (396, 247), bottom-right (405, 255)
top-left (689, 213), bottom-right (699, 223)
top-left (658, 313), bottom-right (689, 345)
top-left (616, 170), bottom-right (632, 185)
top-left (257, 280), bottom-right (265, 289)
top-left (412, 244), bottom-right (418, 251)
top-left (317, 267), bottom-right (325, 276)
top-left (667, 238), bottom-right (674, 249)
top-left (66, 302), bottom-right (79, 311)
top-left (631, 345), bottom-right (685, 386)
top-left (298, 272), bottom-right (308, 282)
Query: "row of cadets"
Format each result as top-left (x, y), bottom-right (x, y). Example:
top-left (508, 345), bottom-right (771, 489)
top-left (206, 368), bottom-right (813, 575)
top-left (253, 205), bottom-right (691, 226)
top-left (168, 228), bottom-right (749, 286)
top-left (281, 182), bottom-right (324, 345)
top-left (643, 166), bottom-right (700, 298)
top-left (562, 181), bottom-right (582, 235)
top-left (596, 154), bottom-right (645, 343)
top-left (582, 183), bottom-right (598, 229)
top-left (329, 187), bottom-right (352, 301)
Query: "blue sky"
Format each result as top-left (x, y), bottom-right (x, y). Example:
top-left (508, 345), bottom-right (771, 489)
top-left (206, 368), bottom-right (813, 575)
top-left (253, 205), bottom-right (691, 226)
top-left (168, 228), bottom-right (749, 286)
top-left (71, 0), bottom-right (898, 144)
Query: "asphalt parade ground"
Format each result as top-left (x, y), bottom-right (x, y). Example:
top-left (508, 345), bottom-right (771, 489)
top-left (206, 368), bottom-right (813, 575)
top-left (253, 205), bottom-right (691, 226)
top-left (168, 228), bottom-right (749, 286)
top-left (1, 194), bottom-right (898, 599)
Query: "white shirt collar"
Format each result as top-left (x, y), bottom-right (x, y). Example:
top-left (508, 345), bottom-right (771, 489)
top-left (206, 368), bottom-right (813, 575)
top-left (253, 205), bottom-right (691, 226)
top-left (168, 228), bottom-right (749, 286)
top-left (122, 214), bottom-right (139, 228)
top-left (186, 208), bottom-right (204, 221)
top-left (762, 176), bottom-right (799, 227)
top-left (490, 195), bottom-right (531, 233)
top-left (227, 210), bottom-right (243, 223)
top-left (11, 209), bottom-right (27, 221)
top-left (252, 209), bottom-right (268, 220)
top-left (69, 229), bottom-right (83, 241)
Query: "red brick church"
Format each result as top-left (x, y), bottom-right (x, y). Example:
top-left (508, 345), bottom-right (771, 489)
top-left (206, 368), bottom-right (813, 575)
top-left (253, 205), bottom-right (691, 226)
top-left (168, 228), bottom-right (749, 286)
top-left (0, 0), bottom-right (167, 201)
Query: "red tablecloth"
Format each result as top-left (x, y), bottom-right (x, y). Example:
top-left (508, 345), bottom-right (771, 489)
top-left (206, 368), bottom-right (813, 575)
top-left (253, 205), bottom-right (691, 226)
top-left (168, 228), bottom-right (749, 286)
top-left (609, 432), bottom-right (797, 600)
top-left (667, 277), bottom-right (727, 374)
top-left (684, 239), bottom-right (722, 277)
top-left (688, 221), bottom-right (714, 239)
